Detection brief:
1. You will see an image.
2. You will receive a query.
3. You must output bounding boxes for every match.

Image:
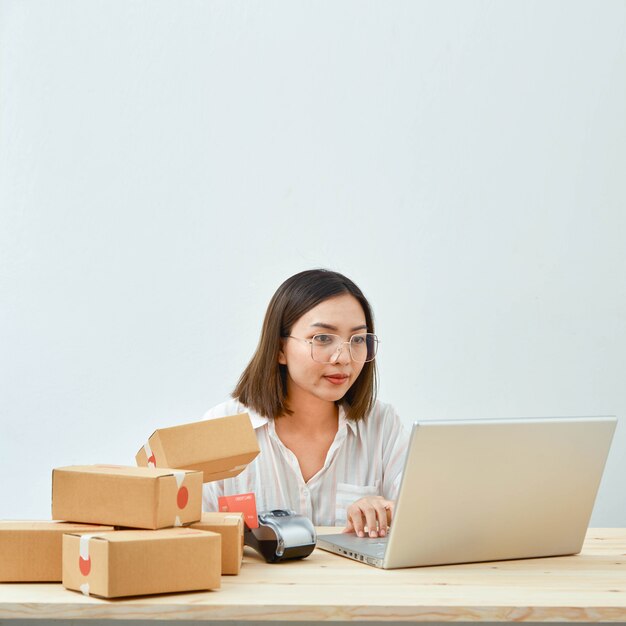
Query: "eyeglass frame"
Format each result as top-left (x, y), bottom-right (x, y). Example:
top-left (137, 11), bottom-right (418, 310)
top-left (283, 332), bottom-right (380, 364)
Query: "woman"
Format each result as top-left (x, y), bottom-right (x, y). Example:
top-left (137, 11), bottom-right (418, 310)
top-left (203, 269), bottom-right (408, 538)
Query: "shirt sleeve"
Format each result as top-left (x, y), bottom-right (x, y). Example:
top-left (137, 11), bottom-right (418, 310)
top-left (380, 404), bottom-right (410, 501)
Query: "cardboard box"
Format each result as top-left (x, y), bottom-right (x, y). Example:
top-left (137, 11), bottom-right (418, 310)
top-left (62, 528), bottom-right (221, 598)
top-left (0, 521), bottom-right (114, 582)
top-left (136, 413), bottom-right (260, 483)
top-left (190, 512), bottom-right (244, 575)
top-left (52, 465), bottom-right (202, 530)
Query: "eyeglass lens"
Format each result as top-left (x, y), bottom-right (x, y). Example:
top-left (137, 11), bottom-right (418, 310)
top-left (311, 334), bottom-right (378, 363)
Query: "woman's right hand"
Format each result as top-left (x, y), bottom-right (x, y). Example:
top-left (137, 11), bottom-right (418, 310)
top-left (342, 495), bottom-right (394, 538)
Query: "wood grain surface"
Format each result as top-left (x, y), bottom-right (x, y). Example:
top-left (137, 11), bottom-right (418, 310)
top-left (0, 528), bottom-right (624, 623)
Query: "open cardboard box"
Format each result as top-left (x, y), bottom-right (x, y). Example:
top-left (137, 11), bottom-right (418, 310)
top-left (0, 521), bottom-right (114, 582)
top-left (62, 528), bottom-right (221, 597)
top-left (136, 413), bottom-right (260, 483)
top-left (52, 465), bottom-right (202, 529)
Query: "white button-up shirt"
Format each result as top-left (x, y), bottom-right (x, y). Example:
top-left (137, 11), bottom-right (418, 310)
top-left (201, 398), bottom-right (409, 526)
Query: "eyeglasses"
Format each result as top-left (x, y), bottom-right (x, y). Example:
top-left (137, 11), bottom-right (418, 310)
top-left (285, 333), bottom-right (379, 364)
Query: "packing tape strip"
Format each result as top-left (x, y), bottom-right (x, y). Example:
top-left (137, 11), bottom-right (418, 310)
top-left (173, 470), bottom-right (185, 488)
top-left (172, 472), bottom-right (186, 526)
top-left (78, 533), bottom-right (105, 597)
top-left (79, 534), bottom-right (97, 560)
top-left (79, 534), bottom-right (107, 565)
top-left (144, 441), bottom-right (155, 467)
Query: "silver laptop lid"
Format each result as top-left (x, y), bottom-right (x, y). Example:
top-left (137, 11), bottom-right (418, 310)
top-left (383, 416), bottom-right (616, 569)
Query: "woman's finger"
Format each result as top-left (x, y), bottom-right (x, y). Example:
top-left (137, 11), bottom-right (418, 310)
top-left (374, 502), bottom-right (389, 536)
top-left (385, 501), bottom-right (394, 525)
top-left (363, 505), bottom-right (379, 537)
top-left (348, 504), bottom-right (366, 537)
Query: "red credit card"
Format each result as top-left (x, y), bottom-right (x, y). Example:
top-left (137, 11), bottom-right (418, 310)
top-left (217, 492), bottom-right (259, 529)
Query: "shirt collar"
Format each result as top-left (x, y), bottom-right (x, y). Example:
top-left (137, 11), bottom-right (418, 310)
top-left (252, 404), bottom-right (357, 433)
top-left (339, 404), bottom-right (358, 434)
top-left (248, 412), bottom-right (269, 429)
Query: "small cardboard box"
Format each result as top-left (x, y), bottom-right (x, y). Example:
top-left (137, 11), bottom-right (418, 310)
top-left (0, 521), bottom-right (114, 582)
top-left (136, 413), bottom-right (260, 483)
top-left (52, 465), bottom-right (202, 529)
top-left (190, 512), bottom-right (244, 575)
top-left (62, 528), bottom-right (221, 597)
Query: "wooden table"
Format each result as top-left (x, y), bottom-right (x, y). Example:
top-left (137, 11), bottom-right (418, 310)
top-left (0, 528), bottom-right (625, 624)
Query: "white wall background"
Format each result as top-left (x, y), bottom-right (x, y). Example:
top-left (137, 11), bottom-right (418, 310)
top-left (1, 0), bottom-right (624, 525)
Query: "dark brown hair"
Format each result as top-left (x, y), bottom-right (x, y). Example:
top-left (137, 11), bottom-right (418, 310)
top-left (233, 269), bottom-right (377, 421)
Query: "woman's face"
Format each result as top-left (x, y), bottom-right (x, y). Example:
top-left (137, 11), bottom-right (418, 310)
top-left (278, 293), bottom-right (368, 406)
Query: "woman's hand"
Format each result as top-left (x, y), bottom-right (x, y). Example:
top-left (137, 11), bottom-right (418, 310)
top-left (342, 496), bottom-right (394, 538)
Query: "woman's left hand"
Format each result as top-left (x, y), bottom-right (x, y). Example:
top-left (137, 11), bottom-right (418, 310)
top-left (342, 496), bottom-right (394, 538)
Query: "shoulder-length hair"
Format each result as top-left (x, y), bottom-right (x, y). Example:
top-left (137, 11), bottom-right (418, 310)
top-left (233, 269), bottom-right (377, 421)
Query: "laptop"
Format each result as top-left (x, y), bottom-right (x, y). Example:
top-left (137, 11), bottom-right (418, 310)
top-left (317, 416), bottom-right (616, 569)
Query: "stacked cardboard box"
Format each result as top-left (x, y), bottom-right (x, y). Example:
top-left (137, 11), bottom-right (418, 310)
top-left (49, 464), bottom-right (221, 597)
top-left (52, 465), bottom-right (204, 529)
top-left (0, 521), bottom-right (114, 582)
top-left (3, 412), bottom-right (258, 598)
top-left (191, 512), bottom-right (245, 575)
top-left (136, 413), bottom-right (260, 482)
top-left (63, 528), bottom-right (221, 598)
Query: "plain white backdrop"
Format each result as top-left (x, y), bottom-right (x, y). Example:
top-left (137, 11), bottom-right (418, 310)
top-left (1, 0), bottom-right (625, 525)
